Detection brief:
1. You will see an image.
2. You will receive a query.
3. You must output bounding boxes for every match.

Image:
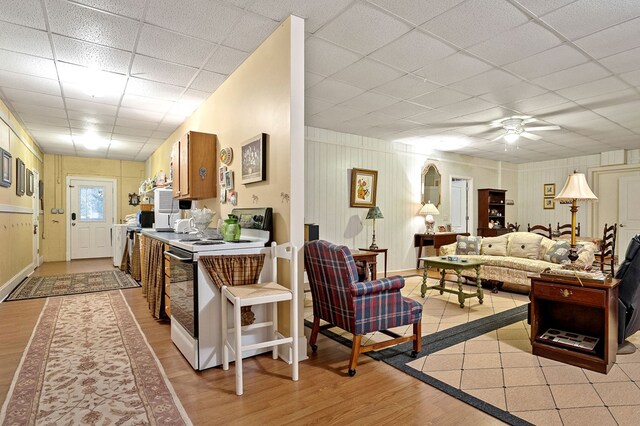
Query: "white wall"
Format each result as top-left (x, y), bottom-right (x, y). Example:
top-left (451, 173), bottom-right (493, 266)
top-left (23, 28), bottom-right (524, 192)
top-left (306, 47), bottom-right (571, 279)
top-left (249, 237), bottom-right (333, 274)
top-left (304, 126), bottom-right (518, 272)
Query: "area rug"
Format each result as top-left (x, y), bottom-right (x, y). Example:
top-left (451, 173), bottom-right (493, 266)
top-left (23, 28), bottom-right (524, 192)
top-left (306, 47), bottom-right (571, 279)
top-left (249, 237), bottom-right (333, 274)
top-left (0, 291), bottom-right (191, 425)
top-left (6, 269), bottom-right (140, 301)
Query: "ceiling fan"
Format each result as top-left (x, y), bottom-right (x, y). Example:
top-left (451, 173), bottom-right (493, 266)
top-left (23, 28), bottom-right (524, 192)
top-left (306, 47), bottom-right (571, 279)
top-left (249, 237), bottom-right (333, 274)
top-left (489, 116), bottom-right (560, 143)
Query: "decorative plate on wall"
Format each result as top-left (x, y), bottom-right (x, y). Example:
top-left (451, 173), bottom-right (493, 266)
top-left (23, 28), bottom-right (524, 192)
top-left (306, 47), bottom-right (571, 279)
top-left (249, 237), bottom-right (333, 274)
top-left (220, 147), bottom-right (233, 165)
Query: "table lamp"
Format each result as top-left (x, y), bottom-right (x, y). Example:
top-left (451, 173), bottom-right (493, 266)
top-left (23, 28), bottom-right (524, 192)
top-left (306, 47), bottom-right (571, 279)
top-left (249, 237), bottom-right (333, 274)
top-left (366, 206), bottom-right (383, 249)
top-left (419, 201), bottom-right (440, 234)
top-left (555, 171), bottom-right (598, 262)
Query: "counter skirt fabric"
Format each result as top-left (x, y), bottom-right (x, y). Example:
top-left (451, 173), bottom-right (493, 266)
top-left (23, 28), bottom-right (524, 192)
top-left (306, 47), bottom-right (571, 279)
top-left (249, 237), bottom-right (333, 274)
top-left (140, 235), bottom-right (166, 320)
top-left (130, 232), bottom-right (141, 281)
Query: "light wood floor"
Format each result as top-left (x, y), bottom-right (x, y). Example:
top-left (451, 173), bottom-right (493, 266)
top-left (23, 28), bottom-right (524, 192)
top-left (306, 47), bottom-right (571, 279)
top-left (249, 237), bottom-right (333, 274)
top-left (1, 260), bottom-right (502, 425)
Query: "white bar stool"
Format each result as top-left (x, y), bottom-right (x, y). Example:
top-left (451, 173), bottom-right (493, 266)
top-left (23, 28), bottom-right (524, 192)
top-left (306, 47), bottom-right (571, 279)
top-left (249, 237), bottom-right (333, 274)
top-left (221, 242), bottom-right (299, 395)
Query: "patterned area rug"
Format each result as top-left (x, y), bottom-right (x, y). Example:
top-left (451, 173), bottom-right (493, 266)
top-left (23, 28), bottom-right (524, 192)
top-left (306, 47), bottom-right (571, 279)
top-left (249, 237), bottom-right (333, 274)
top-left (0, 291), bottom-right (191, 425)
top-left (6, 269), bottom-right (140, 301)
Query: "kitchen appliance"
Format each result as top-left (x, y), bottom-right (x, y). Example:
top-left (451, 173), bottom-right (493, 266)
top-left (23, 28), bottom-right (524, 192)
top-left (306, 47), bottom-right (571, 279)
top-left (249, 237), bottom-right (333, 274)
top-left (173, 218), bottom-right (194, 233)
top-left (154, 188), bottom-right (179, 231)
top-left (166, 207), bottom-right (274, 370)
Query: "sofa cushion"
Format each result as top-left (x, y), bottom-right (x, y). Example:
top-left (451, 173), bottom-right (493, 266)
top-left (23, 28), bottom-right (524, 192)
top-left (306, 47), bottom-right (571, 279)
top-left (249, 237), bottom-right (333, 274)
top-left (456, 235), bottom-right (482, 255)
top-left (544, 240), bottom-right (571, 264)
top-left (508, 233), bottom-right (543, 260)
top-left (481, 236), bottom-right (508, 256)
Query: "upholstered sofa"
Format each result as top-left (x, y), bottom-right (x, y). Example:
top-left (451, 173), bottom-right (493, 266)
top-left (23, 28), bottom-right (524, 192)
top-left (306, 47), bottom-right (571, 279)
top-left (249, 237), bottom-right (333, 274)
top-left (439, 232), bottom-right (597, 289)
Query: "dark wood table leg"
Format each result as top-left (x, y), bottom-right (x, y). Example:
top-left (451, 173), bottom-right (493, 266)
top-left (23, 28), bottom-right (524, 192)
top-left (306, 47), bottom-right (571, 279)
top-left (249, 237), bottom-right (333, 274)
top-left (417, 238), bottom-right (424, 269)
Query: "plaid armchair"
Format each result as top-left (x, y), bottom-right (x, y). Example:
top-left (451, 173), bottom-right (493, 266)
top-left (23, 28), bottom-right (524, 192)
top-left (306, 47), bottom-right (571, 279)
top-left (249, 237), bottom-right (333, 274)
top-left (304, 240), bottom-right (422, 376)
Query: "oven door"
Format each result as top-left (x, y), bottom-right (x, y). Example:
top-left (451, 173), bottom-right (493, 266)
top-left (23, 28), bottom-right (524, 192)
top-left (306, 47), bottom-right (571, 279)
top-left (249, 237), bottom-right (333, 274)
top-left (165, 247), bottom-right (198, 339)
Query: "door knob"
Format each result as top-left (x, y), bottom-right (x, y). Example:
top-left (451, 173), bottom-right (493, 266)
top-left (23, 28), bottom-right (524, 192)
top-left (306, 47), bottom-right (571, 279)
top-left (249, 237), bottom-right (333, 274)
top-left (620, 224), bottom-right (625, 227)
top-left (72, 223), bottom-right (76, 226)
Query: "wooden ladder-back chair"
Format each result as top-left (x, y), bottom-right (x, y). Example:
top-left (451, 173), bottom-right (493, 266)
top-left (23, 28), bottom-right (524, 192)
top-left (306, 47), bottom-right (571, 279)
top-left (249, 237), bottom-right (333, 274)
top-left (557, 222), bottom-right (581, 237)
top-left (304, 240), bottom-right (422, 377)
top-left (595, 223), bottom-right (617, 274)
top-left (527, 223), bottom-right (553, 239)
top-left (507, 222), bottom-right (520, 232)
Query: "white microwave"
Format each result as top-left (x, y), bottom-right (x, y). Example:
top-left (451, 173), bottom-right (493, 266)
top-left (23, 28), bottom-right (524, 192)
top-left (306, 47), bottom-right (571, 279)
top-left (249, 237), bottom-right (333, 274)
top-left (153, 188), bottom-right (179, 231)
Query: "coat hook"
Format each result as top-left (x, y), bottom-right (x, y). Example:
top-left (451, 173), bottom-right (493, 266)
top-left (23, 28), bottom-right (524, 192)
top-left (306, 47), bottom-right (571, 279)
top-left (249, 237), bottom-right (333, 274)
top-left (280, 192), bottom-right (290, 203)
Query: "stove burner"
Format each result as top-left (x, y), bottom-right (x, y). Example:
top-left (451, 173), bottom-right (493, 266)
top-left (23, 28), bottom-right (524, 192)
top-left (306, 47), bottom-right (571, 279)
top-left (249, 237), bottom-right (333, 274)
top-left (191, 241), bottom-right (225, 246)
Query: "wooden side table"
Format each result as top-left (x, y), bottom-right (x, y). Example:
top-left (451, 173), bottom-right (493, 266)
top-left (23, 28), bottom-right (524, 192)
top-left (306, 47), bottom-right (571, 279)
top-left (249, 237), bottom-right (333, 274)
top-left (530, 274), bottom-right (621, 374)
top-left (352, 251), bottom-right (378, 281)
top-left (358, 248), bottom-right (387, 277)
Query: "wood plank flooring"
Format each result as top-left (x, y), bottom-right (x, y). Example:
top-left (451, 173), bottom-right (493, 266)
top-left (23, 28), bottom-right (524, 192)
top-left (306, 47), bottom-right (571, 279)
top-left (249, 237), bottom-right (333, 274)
top-left (0, 260), bottom-right (502, 425)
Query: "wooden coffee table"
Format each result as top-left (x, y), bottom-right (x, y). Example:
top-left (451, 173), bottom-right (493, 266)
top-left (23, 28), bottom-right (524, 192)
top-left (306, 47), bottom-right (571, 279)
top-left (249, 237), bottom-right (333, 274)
top-left (419, 256), bottom-right (484, 308)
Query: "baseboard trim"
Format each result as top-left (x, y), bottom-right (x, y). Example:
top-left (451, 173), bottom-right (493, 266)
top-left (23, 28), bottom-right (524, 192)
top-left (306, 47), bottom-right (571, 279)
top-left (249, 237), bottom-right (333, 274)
top-left (0, 262), bottom-right (35, 302)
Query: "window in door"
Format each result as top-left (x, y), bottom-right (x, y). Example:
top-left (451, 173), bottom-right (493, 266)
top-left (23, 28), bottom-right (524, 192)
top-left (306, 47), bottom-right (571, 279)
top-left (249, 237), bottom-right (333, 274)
top-left (79, 186), bottom-right (105, 221)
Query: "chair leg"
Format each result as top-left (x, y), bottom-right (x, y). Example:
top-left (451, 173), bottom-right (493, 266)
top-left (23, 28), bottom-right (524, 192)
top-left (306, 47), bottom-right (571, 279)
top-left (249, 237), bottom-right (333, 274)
top-left (221, 288), bottom-right (229, 371)
top-left (234, 296), bottom-right (243, 396)
top-left (309, 316), bottom-right (320, 352)
top-left (413, 322), bottom-right (422, 355)
top-left (348, 335), bottom-right (362, 376)
top-left (271, 301), bottom-right (278, 360)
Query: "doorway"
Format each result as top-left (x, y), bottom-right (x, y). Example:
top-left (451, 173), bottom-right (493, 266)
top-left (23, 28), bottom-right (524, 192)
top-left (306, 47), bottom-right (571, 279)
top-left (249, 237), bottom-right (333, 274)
top-left (618, 176), bottom-right (640, 258)
top-left (32, 169), bottom-right (40, 266)
top-left (66, 177), bottom-right (116, 260)
top-left (451, 177), bottom-right (472, 233)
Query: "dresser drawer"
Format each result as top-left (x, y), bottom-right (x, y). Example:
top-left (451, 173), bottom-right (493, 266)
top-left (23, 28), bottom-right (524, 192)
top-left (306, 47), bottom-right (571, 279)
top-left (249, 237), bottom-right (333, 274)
top-left (533, 282), bottom-right (605, 306)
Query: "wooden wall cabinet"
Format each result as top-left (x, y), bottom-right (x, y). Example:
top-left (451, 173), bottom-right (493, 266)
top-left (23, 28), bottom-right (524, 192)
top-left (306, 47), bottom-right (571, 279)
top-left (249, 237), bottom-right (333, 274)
top-left (172, 131), bottom-right (217, 200)
top-left (477, 188), bottom-right (508, 237)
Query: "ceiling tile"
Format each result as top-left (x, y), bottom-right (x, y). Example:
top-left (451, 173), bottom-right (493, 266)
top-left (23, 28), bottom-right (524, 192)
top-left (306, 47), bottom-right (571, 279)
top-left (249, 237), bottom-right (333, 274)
top-left (136, 25), bottom-right (215, 69)
top-left (1, 0), bottom-right (46, 30)
top-left (532, 62), bottom-right (610, 90)
top-left (479, 81), bottom-right (547, 104)
top-left (314, 105), bottom-right (365, 122)
top-left (67, 98), bottom-right (118, 116)
top-left (372, 120), bottom-right (421, 133)
top-left (306, 78), bottom-right (366, 104)
top-left (0, 70), bottom-right (60, 96)
top-left (71, 0), bottom-right (145, 19)
top-left (372, 74), bottom-right (440, 100)
top-left (115, 117), bottom-right (159, 130)
top-left (2, 87), bottom-right (64, 109)
top-left (62, 82), bottom-right (122, 105)
top-left (121, 94), bottom-right (173, 113)
top-left (305, 72), bottom-right (324, 89)
top-left (190, 70), bottom-right (225, 92)
top-left (11, 102), bottom-right (67, 118)
top-left (349, 112), bottom-right (400, 126)
top-left (304, 37), bottom-right (361, 77)
top-left (0, 21), bottom-right (52, 58)
top-left (125, 77), bottom-right (184, 100)
top-left (0, 50), bottom-right (57, 79)
top-left (418, 52), bottom-right (493, 85)
top-left (541, 0), bottom-right (640, 40)
top-left (369, 30), bottom-right (456, 73)
top-left (514, 0), bottom-right (577, 16)
top-left (305, 97), bottom-right (335, 116)
top-left (203, 45), bottom-right (249, 75)
top-left (468, 22), bottom-right (562, 66)
top-left (506, 92), bottom-right (568, 114)
top-left (117, 106), bottom-right (165, 122)
top-left (421, 0), bottom-right (530, 48)
top-left (439, 98), bottom-right (496, 117)
top-left (556, 77), bottom-right (630, 101)
top-left (338, 91), bottom-right (398, 113)
top-left (407, 108), bottom-right (458, 125)
top-left (503, 44), bottom-right (589, 79)
top-left (450, 69), bottom-right (522, 96)
top-left (131, 55), bottom-right (198, 86)
top-left (411, 88), bottom-right (470, 108)
top-left (47, 0), bottom-right (139, 50)
top-left (66, 110), bottom-right (116, 125)
top-left (168, 89), bottom-right (209, 116)
top-left (53, 35), bottom-right (131, 74)
top-left (574, 17), bottom-right (640, 59)
top-left (620, 69), bottom-right (640, 86)
top-left (222, 13), bottom-right (279, 53)
top-left (374, 101), bottom-right (432, 119)
top-left (248, 0), bottom-right (356, 33)
top-left (315, 2), bottom-right (412, 55)
top-left (56, 62), bottom-right (128, 99)
top-left (369, 0), bottom-right (466, 26)
top-left (151, 130), bottom-right (174, 140)
top-left (331, 58), bottom-right (403, 90)
top-left (112, 126), bottom-right (153, 137)
top-left (25, 115), bottom-right (69, 128)
top-left (600, 47), bottom-right (640, 74)
top-left (69, 120), bottom-right (113, 132)
top-left (146, 0), bottom-right (244, 44)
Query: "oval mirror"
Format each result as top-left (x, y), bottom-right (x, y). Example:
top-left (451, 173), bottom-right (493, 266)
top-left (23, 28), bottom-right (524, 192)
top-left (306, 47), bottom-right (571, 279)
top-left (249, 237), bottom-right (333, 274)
top-left (421, 163), bottom-right (441, 207)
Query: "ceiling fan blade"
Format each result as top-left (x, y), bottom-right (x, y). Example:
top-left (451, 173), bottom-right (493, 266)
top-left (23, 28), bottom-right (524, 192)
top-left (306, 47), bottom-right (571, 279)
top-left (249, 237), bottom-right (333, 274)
top-left (491, 134), bottom-right (504, 142)
top-left (522, 118), bottom-right (537, 125)
top-left (525, 125), bottom-right (561, 131)
top-left (521, 131), bottom-right (541, 140)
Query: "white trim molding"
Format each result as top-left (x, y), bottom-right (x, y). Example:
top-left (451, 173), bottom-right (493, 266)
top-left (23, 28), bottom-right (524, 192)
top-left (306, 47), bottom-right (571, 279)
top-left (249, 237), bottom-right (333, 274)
top-left (0, 262), bottom-right (35, 302)
top-left (0, 204), bottom-right (33, 214)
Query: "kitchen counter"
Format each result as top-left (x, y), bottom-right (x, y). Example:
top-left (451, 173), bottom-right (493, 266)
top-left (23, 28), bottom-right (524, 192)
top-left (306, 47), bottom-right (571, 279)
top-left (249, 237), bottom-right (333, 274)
top-left (140, 229), bottom-right (187, 244)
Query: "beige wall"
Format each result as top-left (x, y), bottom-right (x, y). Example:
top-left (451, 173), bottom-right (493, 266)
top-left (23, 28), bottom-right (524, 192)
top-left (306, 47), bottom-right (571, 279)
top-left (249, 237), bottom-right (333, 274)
top-left (41, 155), bottom-right (145, 262)
top-left (0, 99), bottom-right (43, 293)
top-left (146, 18), bottom-right (295, 245)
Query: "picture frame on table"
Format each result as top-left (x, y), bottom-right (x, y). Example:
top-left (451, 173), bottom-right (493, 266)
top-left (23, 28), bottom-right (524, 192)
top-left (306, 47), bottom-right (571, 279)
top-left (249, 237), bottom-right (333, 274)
top-left (241, 133), bottom-right (267, 184)
top-left (16, 157), bottom-right (25, 196)
top-left (544, 197), bottom-right (555, 209)
top-left (544, 183), bottom-right (555, 196)
top-left (224, 170), bottom-right (234, 190)
top-left (438, 225), bottom-right (447, 232)
top-left (0, 148), bottom-right (11, 188)
top-left (219, 165), bottom-right (227, 187)
top-left (349, 168), bottom-right (377, 208)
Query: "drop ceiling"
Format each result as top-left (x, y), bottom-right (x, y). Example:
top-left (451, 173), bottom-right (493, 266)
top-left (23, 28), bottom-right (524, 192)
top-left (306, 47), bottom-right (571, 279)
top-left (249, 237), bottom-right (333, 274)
top-left (0, 0), bottom-right (639, 163)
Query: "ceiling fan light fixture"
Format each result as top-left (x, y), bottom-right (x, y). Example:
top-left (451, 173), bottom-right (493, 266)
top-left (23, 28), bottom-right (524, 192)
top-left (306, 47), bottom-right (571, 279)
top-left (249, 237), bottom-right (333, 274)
top-left (504, 131), bottom-right (520, 143)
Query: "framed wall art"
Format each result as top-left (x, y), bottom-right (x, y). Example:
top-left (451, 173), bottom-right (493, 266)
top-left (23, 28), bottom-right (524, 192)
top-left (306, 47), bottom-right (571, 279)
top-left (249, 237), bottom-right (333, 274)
top-left (241, 133), bottom-right (267, 184)
top-left (544, 183), bottom-right (555, 196)
top-left (224, 170), bottom-right (234, 190)
top-left (350, 168), bottom-right (377, 208)
top-left (16, 157), bottom-right (25, 196)
top-left (219, 165), bottom-right (227, 187)
top-left (0, 148), bottom-right (11, 188)
top-left (26, 168), bottom-right (34, 196)
top-left (543, 197), bottom-right (555, 210)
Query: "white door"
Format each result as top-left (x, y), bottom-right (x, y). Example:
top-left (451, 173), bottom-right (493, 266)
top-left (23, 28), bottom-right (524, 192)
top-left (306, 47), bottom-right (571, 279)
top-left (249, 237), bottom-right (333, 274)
top-left (451, 178), bottom-right (469, 233)
top-left (32, 170), bottom-right (40, 266)
top-left (618, 176), bottom-right (640, 258)
top-left (69, 178), bottom-right (115, 259)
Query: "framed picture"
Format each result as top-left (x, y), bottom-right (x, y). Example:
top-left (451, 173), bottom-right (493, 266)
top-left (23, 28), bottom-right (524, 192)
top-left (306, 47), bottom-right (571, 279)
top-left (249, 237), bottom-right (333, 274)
top-left (26, 169), bottom-right (34, 196)
top-left (224, 170), bottom-right (234, 190)
top-left (229, 191), bottom-right (238, 206)
top-left (0, 148), bottom-right (11, 188)
top-left (350, 168), bottom-right (378, 208)
top-left (16, 157), bottom-right (25, 196)
top-left (220, 189), bottom-right (227, 203)
top-left (544, 197), bottom-right (555, 209)
top-left (544, 183), bottom-right (555, 196)
top-left (438, 225), bottom-right (447, 232)
top-left (218, 165), bottom-right (227, 187)
top-left (241, 133), bottom-right (267, 184)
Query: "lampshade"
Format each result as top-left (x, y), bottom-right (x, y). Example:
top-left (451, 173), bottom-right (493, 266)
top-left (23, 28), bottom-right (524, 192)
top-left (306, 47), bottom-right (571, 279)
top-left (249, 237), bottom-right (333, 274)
top-left (419, 202), bottom-right (439, 216)
top-left (366, 206), bottom-right (384, 220)
top-left (555, 172), bottom-right (598, 201)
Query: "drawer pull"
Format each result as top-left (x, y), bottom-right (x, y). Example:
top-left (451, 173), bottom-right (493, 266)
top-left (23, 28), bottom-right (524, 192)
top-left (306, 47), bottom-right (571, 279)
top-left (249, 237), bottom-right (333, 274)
top-left (560, 288), bottom-right (572, 297)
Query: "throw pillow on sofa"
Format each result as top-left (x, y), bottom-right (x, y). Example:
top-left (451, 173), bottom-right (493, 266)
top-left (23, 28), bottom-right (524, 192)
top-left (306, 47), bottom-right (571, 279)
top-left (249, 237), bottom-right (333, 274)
top-left (481, 236), bottom-right (508, 256)
top-left (544, 240), bottom-right (571, 264)
top-left (456, 235), bottom-right (482, 255)
top-left (508, 233), bottom-right (543, 260)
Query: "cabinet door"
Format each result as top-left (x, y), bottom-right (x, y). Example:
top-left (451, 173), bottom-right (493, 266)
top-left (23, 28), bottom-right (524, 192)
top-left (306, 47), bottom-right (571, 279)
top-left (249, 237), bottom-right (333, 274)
top-left (179, 134), bottom-right (190, 197)
top-left (171, 141), bottom-right (180, 198)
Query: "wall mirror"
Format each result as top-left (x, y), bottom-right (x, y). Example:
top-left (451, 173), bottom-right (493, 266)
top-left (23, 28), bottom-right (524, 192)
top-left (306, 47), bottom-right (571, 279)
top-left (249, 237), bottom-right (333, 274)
top-left (421, 163), bottom-right (441, 207)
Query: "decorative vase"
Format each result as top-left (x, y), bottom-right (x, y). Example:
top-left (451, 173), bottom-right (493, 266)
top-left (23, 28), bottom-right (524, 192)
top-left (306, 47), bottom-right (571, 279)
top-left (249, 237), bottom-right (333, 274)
top-left (221, 214), bottom-right (241, 241)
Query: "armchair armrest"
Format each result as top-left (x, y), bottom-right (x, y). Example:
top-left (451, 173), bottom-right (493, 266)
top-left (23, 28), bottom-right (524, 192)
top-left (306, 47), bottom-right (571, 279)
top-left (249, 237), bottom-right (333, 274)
top-left (350, 276), bottom-right (404, 296)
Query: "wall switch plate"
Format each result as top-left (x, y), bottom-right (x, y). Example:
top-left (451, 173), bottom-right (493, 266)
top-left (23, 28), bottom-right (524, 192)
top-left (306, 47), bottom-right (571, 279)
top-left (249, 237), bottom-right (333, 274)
top-left (58, 208), bottom-right (64, 214)
top-left (50, 208), bottom-right (58, 214)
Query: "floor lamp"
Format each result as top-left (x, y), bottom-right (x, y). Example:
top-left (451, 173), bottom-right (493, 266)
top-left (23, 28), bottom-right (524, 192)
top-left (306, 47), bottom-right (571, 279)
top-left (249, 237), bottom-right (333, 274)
top-left (555, 171), bottom-right (598, 262)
